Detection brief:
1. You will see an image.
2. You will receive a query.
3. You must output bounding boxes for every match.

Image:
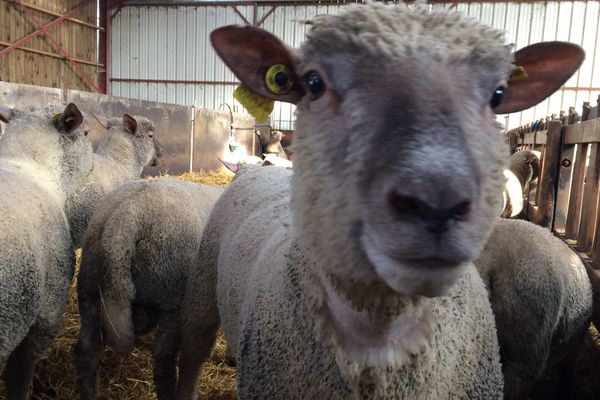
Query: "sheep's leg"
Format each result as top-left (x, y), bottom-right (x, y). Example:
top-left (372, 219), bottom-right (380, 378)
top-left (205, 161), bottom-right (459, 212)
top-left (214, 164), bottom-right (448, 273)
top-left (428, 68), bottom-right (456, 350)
top-left (74, 295), bottom-right (103, 400)
top-left (153, 311), bottom-right (179, 400)
top-left (2, 321), bottom-right (57, 400)
top-left (175, 314), bottom-right (219, 400)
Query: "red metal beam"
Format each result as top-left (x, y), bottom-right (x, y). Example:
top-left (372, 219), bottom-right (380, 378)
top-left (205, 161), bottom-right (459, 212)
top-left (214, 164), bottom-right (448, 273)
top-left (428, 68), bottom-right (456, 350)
top-left (14, 0), bottom-right (101, 92)
top-left (232, 5), bottom-right (251, 26)
top-left (19, 1), bottom-right (103, 31)
top-left (99, 0), bottom-right (109, 93)
top-left (0, 0), bottom-right (94, 58)
top-left (0, 39), bottom-right (103, 67)
top-left (256, 6), bottom-right (277, 28)
top-left (110, 78), bottom-right (240, 86)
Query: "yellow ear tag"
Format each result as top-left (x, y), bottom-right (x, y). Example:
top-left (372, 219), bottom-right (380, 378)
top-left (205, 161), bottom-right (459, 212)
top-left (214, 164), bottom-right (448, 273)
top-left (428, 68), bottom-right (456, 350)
top-left (233, 84), bottom-right (274, 123)
top-left (51, 112), bottom-right (63, 121)
top-left (265, 64), bottom-right (294, 94)
top-left (510, 66), bottom-right (528, 81)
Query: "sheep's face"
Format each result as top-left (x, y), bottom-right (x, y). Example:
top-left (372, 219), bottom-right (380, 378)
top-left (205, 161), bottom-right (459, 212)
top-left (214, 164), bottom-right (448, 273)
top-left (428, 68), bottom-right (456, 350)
top-left (211, 2), bottom-right (584, 298)
top-left (293, 43), bottom-right (510, 297)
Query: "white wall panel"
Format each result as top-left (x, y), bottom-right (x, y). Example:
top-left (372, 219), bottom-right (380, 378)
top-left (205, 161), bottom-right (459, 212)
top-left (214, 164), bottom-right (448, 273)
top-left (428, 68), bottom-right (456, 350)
top-left (111, 1), bottom-right (600, 131)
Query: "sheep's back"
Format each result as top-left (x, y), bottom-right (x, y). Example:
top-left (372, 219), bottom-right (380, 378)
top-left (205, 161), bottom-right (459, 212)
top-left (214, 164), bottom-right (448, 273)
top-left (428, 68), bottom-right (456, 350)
top-left (0, 169), bottom-right (73, 360)
top-left (200, 166), bottom-right (292, 360)
top-left (67, 154), bottom-right (135, 247)
top-left (476, 219), bottom-right (592, 395)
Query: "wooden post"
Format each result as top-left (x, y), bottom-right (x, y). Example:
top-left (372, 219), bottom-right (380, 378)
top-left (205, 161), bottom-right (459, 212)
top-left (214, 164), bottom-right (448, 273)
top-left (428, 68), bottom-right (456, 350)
top-left (534, 121), bottom-right (563, 229)
top-left (577, 143), bottom-right (600, 252)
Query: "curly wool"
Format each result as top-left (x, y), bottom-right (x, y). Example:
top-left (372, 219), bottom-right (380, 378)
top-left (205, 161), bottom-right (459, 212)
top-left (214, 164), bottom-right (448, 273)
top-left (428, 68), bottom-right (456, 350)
top-left (66, 115), bottom-right (160, 247)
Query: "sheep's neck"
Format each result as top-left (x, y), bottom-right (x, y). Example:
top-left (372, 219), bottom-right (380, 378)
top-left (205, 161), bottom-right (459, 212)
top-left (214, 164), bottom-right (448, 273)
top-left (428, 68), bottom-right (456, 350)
top-left (97, 133), bottom-right (144, 175)
top-left (320, 278), bottom-right (436, 370)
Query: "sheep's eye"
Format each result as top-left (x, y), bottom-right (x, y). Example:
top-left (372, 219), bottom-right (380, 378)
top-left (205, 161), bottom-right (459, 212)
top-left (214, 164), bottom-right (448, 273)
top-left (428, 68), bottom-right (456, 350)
top-left (306, 71), bottom-right (325, 98)
top-left (490, 86), bottom-right (505, 108)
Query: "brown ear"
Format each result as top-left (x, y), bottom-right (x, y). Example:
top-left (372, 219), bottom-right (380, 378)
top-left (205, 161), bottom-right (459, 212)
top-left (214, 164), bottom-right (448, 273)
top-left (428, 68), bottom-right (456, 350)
top-left (59, 103), bottom-right (84, 134)
top-left (0, 105), bottom-right (14, 123)
top-left (495, 42), bottom-right (585, 114)
top-left (210, 25), bottom-right (304, 103)
top-left (123, 114), bottom-right (137, 134)
top-left (219, 158), bottom-right (240, 174)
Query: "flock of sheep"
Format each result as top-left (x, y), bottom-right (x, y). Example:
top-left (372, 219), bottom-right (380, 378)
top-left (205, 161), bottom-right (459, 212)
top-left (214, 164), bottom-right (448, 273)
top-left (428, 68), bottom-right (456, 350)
top-left (0, 2), bottom-right (598, 399)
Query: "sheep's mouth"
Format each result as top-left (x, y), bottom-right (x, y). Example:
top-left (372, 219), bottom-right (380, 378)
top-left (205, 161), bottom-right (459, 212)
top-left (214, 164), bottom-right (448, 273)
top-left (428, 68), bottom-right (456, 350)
top-left (361, 232), bottom-right (467, 297)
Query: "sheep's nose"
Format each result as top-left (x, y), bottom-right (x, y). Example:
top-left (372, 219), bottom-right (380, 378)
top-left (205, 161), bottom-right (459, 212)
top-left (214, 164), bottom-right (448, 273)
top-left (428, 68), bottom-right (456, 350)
top-left (388, 191), bottom-right (471, 234)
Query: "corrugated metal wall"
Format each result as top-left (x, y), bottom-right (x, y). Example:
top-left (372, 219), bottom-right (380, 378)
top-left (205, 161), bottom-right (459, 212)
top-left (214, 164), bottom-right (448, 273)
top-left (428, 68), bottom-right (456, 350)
top-left (110, 1), bottom-right (600, 130)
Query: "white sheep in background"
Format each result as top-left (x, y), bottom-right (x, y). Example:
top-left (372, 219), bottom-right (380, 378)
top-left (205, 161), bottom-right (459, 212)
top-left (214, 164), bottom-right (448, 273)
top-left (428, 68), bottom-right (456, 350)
top-left (74, 178), bottom-right (223, 400)
top-left (0, 103), bottom-right (93, 399)
top-left (475, 218), bottom-right (592, 399)
top-left (259, 129), bottom-right (288, 159)
top-left (501, 150), bottom-right (541, 218)
top-left (65, 114), bottom-right (164, 247)
top-left (179, 2), bottom-right (583, 398)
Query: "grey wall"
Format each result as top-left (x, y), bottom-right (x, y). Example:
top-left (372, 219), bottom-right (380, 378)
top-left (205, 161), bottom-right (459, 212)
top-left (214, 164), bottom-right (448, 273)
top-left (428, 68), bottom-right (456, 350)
top-left (0, 81), bottom-right (256, 174)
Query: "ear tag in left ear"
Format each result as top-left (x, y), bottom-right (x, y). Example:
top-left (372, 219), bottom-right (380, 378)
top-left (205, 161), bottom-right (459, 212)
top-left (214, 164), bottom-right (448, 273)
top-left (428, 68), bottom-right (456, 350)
top-left (510, 66), bottom-right (528, 81)
top-left (51, 112), bottom-right (63, 121)
top-left (233, 84), bottom-right (274, 123)
top-left (265, 64), bottom-right (294, 95)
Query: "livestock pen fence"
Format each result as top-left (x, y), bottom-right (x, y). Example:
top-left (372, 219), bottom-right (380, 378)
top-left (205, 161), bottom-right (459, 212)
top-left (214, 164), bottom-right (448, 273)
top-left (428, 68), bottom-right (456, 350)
top-left (508, 96), bottom-right (600, 366)
top-left (506, 95), bottom-right (600, 274)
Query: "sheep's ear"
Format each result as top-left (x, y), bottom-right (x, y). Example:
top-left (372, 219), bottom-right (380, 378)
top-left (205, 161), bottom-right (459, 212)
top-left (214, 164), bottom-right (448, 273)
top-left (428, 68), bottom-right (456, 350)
top-left (219, 158), bottom-right (240, 174)
top-left (123, 114), bottom-right (138, 134)
top-left (495, 42), bottom-right (584, 114)
top-left (211, 25), bottom-right (304, 104)
top-left (0, 105), bottom-right (14, 123)
top-left (59, 103), bottom-right (84, 134)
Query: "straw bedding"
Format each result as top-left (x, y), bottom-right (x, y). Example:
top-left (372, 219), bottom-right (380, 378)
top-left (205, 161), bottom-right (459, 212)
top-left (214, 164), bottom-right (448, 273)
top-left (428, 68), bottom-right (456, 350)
top-left (1, 169), bottom-right (599, 399)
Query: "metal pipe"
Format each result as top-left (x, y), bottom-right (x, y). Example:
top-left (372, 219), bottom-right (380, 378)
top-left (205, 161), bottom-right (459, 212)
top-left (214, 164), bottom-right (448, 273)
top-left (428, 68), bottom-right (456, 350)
top-left (118, 1), bottom-right (564, 8)
top-left (0, 40), bottom-right (104, 67)
top-left (110, 78), bottom-right (240, 85)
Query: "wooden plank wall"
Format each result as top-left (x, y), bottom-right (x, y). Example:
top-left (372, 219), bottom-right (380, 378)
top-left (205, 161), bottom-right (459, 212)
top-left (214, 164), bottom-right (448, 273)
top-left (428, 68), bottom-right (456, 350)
top-left (0, 0), bottom-right (97, 92)
top-left (508, 97), bottom-right (600, 333)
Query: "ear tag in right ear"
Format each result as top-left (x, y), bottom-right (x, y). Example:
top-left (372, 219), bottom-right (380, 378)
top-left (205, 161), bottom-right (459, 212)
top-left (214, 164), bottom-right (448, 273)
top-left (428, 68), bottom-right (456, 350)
top-left (265, 64), bottom-right (293, 94)
top-left (510, 66), bottom-right (528, 81)
top-left (233, 84), bottom-right (274, 123)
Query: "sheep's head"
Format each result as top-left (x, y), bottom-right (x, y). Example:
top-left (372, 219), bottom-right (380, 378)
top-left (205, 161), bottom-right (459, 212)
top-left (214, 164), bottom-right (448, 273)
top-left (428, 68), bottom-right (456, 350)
top-left (212, 2), bottom-right (583, 298)
top-left (104, 114), bottom-right (164, 167)
top-left (0, 103), bottom-right (94, 195)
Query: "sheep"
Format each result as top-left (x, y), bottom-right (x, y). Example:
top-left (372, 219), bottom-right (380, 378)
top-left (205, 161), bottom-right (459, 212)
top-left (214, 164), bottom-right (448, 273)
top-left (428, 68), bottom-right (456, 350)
top-left (0, 103), bottom-right (93, 399)
top-left (500, 150), bottom-right (541, 218)
top-left (177, 2), bottom-right (585, 399)
top-left (259, 129), bottom-right (288, 159)
top-left (475, 218), bottom-right (592, 399)
top-left (74, 178), bottom-right (224, 400)
top-left (65, 114), bottom-right (164, 247)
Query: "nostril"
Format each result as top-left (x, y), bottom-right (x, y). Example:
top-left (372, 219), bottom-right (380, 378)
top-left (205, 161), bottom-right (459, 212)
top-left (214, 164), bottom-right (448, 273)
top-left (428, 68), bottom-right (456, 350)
top-left (388, 191), bottom-right (423, 215)
top-left (449, 200), bottom-right (471, 221)
top-left (387, 188), bottom-right (472, 233)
